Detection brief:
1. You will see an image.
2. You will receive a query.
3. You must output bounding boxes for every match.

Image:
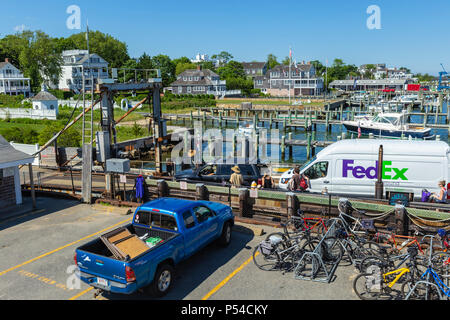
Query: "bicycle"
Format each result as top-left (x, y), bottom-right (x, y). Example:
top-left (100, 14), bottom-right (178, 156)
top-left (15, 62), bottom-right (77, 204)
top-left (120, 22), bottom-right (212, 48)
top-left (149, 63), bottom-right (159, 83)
top-left (420, 229), bottom-right (449, 256)
top-left (328, 199), bottom-right (383, 268)
top-left (353, 247), bottom-right (426, 300)
top-left (404, 263), bottom-right (450, 300)
top-left (373, 229), bottom-right (425, 255)
top-left (253, 231), bottom-right (316, 273)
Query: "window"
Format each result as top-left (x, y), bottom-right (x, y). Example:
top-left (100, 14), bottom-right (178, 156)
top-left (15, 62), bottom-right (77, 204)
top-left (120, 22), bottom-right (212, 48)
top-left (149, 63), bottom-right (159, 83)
top-left (304, 161), bottom-right (329, 180)
top-left (178, 86), bottom-right (183, 93)
top-left (183, 211), bottom-right (196, 229)
top-left (193, 206), bottom-right (215, 223)
top-left (187, 86), bottom-right (191, 93)
top-left (239, 165), bottom-right (254, 176)
top-left (256, 80), bottom-right (263, 85)
top-left (134, 211), bottom-right (178, 231)
top-left (200, 165), bottom-right (217, 176)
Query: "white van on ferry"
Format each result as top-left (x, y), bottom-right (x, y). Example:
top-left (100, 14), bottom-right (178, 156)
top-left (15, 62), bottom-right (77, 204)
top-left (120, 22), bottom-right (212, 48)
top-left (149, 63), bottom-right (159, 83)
top-left (278, 139), bottom-right (450, 201)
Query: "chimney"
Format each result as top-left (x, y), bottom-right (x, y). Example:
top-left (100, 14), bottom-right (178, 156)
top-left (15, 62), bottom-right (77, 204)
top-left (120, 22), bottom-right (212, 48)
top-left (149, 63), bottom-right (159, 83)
top-left (5, 58), bottom-right (9, 63)
top-left (197, 65), bottom-right (202, 71)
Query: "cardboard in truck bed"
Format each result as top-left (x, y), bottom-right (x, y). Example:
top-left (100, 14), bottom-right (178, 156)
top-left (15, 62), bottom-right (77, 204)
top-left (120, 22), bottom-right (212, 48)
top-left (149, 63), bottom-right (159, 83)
top-left (100, 227), bottom-right (149, 261)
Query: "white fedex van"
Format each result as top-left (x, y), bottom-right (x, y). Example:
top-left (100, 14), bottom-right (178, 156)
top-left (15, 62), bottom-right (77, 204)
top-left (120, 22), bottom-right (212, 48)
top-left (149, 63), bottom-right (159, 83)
top-left (278, 139), bottom-right (450, 200)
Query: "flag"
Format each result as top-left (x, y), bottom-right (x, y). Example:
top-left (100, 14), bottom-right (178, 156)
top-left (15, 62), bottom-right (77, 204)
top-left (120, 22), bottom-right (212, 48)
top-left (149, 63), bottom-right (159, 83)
top-left (353, 79), bottom-right (358, 90)
top-left (289, 48), bottom-right (292, 59)
top-left (358, 122), bottom-right (362, 139)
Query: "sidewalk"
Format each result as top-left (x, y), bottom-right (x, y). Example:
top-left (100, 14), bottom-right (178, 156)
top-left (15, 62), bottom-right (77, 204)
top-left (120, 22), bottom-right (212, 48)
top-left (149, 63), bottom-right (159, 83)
top-left (0, 197), bottom-right (43, 223)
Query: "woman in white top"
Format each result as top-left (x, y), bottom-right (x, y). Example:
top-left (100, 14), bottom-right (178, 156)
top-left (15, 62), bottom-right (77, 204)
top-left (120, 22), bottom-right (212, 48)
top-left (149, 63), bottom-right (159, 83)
top-left (429, 180), bottom-right (448, 204)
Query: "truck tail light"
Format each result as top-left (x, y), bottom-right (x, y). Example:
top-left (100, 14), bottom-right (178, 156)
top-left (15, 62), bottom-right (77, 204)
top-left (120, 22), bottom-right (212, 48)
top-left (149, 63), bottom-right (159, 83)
top-left (125, 266), bottom-right (136, 282)
top-left (74, 253), bottom-right (77, 265)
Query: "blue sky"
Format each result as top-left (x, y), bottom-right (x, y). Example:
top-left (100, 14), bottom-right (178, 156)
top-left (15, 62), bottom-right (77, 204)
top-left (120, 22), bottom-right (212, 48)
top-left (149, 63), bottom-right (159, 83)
top-left (1, 0), bottom-right (449, 75)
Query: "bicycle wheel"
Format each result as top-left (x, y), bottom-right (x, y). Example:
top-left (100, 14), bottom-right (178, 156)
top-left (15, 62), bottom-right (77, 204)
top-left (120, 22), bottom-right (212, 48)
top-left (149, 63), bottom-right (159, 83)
top-left (294, 239), bottom-right (320, 279)
top-left (431, 252), bottom-right (450, 277)
top-left (252, 234), bottom-right (287, 271)
top-left (402, 280), bottom-right (442, 300)
top-left (353, 271), bottom-right (383, 300)
top-left (359, 256), bottom-right (387, 273)
top-left (321, 236), bottom-right (344, 265)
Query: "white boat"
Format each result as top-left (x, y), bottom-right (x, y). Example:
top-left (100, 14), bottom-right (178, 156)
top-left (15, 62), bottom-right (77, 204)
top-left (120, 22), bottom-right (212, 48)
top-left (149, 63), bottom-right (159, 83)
top-left (343, 112), bottom-right (434, 139)
top-left (391, 94), bottom-right (418, 104)
top-left (238, 122), bottom-right (262, 136)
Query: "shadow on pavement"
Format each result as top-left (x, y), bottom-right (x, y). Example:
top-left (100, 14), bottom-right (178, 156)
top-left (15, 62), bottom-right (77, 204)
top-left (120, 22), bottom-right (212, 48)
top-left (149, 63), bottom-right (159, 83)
top-left (100, 227), bottom-right (255, 301)
top-left (0, 196), bottom-right (81, 231)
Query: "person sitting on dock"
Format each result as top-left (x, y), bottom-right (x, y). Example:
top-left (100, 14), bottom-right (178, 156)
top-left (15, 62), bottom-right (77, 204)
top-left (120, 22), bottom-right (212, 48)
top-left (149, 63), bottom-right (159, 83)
top-left (229, 166), bottom-right (243, 188)
top-left (261, 173), bottom-right (275, 189)
top-left (429, 180), bottom-right (448, 204)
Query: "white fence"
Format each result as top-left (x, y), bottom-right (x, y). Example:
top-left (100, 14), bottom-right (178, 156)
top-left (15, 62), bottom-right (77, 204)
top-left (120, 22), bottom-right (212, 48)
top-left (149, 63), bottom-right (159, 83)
top-left (58, 99), bottom-right (142, 110)
top-left (0, 108), bottom-right (57, 120)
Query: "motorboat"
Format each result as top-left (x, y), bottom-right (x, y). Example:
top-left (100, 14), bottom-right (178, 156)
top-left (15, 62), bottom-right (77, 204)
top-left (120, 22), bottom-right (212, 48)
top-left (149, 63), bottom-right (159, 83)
top-left (390, 94), bottom-right (418, 104)
top-left (238, 121), bottom-right (262, 136)
top-left (343, 112), bottom-right (434, 140)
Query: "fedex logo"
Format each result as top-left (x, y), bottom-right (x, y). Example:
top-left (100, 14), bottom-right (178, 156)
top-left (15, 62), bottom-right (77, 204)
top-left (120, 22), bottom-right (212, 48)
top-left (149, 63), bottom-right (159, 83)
top-left (343, 160), bottom-right (408, 181)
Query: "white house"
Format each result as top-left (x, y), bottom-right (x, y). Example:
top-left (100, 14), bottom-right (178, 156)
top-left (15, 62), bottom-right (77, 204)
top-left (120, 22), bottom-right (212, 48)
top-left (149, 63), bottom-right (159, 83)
top-left (32, 85), bottom-right (58, 116)
top-left (0, 58), bottom-right (31, 97)
top-left (51, 50), bottom-right (110, 92)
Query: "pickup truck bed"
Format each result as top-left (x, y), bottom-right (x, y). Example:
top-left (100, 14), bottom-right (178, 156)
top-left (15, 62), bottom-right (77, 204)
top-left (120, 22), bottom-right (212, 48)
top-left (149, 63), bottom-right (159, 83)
top-left (78, 225), bottom-right (179, 262)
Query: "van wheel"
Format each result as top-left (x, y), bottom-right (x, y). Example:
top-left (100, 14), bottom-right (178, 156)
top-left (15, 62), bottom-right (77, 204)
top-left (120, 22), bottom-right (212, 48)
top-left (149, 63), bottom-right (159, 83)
top-left (218, 222), bottom-right (232, 247)
top-left (149, 264), bottom-right (174, 298)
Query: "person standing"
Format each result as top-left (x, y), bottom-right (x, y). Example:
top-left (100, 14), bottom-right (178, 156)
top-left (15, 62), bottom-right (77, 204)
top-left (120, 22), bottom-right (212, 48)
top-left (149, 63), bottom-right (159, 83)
top-left (229, 166), bottom-right (243, 188)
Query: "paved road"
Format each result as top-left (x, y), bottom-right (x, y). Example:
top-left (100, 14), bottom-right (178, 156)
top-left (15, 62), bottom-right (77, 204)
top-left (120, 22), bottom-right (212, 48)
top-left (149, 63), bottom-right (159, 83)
top-left (0, 197), bottom-right (360, 301)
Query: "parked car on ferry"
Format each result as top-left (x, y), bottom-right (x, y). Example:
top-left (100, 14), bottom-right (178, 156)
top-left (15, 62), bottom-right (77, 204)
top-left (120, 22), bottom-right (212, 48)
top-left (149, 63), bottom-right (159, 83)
top-left (175, 163), bottom-right (262, 186)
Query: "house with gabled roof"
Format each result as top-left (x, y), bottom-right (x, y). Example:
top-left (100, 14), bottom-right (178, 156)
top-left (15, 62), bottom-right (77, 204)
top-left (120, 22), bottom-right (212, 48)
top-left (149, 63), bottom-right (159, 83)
top-left (170, 65), bottom-right (227, 95)
top-left (0, 58), bottom-right (31, 97)
top-left (254, 62), bottom-right (324, 96)
top-left (49, 50), bottom-right (110, 92)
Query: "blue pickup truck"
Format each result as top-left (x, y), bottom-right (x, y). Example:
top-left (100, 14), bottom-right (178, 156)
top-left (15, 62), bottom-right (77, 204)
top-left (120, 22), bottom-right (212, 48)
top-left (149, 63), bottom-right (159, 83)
top-left (74, 198), bottom-right (234, 297)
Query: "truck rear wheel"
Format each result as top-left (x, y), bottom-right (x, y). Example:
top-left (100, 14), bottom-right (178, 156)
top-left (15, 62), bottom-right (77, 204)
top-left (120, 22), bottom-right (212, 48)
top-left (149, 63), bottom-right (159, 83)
top-left (218, 222), bottom-right (232, 247)
top-left (149, 264), bottom-right (174, 298)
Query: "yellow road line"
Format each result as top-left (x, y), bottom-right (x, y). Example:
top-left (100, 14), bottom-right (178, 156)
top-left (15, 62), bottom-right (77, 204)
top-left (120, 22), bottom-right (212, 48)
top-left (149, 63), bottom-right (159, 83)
top-left (202, 252), bottom-right (258, 300)
top-left (0, 218), bottom-right (131, 277)
top-left (69, 287), bottom-right (94, 301)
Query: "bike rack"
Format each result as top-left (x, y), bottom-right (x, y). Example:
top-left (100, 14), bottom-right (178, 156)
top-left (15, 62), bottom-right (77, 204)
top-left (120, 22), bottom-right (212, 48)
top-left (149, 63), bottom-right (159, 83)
top-left (405, 280), bottom-right (443, 300)
top-left (294, 218), bottom-right (343, 283)
top-left (405, 235), bottom-right (446, 300)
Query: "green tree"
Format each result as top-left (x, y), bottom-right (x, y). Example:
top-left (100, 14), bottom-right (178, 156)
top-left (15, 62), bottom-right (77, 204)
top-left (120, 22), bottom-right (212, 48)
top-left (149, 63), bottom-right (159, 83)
top-left (282, 56), bottom-right (291, 66)
top-left (151, 54), bottom-right (176, 87)
top-left (310, 60), bottom-right (326, 76)
top-left (217, 61), bottom-right (245, 80)
top-left (67, 30), bottom-right (130, 68)
top-left (212, 51), bottom-right (233, 67)
top-left (0, 30), bottom-right (62, 92)
top-left (176, 62), bottom-right (197, 76)
top-left (131, 122), bottom-right (144, 137)
top-left (267, 54), bottom-right (279, 69)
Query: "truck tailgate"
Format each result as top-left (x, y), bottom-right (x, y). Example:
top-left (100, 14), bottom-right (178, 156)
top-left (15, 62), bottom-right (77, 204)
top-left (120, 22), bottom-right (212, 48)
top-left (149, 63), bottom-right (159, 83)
top-left (76, 247), bottom-right (129, 291)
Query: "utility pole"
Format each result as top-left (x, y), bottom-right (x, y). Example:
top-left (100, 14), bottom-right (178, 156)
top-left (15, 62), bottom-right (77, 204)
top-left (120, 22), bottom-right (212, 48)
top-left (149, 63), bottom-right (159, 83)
top-left (82, 22), bottom-right (93, 204)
